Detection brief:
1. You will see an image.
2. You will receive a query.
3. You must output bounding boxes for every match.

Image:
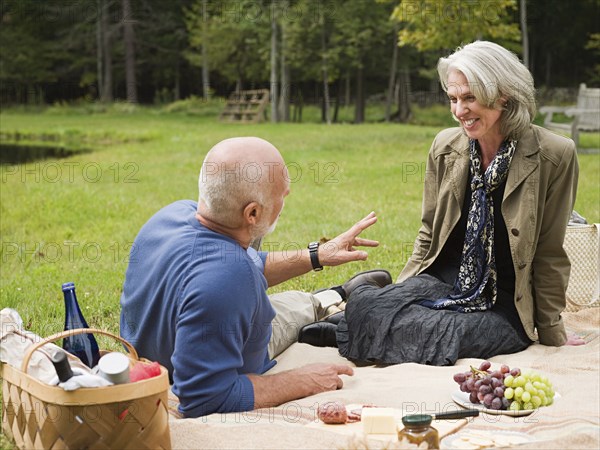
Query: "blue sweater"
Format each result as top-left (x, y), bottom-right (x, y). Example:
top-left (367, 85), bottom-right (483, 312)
top-left (120, 200), bottom-right (276, 417)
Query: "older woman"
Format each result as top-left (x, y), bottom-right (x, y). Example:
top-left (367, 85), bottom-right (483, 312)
top-left (303, 41), bottom-right (584, 364)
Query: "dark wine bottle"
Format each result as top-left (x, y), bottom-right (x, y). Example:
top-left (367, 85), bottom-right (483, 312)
top-left (62, 282), bottom-right (100, 368)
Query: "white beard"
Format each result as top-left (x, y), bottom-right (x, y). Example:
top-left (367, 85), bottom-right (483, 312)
top-left (265, 216), bottom-right (279, 235)
top-left (250, 215), bottom-right (279, 242)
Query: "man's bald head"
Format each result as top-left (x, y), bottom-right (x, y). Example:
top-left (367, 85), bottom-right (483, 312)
top-left (198, 137), bottom-right (289, 228)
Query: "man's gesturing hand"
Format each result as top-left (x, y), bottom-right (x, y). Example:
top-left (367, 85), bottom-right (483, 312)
top-left (319, 211), bottom-right (379, 266)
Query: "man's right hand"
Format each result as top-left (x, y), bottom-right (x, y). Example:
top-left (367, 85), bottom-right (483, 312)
top-left (248, 363), bottom-right (354, 410)
top-left (295, 363), bottom-right (355, 394)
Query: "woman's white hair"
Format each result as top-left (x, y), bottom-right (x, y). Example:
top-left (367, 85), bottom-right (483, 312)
top-left (198, 159), bottom-right (269, 227)
top-left (437, 41), bottom-right (536, 140)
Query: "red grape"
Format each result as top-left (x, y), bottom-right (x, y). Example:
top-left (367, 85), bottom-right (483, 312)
top-left (479, 361), bottom-right (491, 371)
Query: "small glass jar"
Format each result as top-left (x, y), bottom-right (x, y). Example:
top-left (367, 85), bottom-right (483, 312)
top-left (398, 414), bottom-right (440, 449)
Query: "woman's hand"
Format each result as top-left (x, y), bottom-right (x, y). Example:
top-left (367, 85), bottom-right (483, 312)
top-left (565, 333), bottom-right (586, 346)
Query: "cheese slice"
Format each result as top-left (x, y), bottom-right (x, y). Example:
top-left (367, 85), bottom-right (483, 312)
top-left (361, 408), bottom-right (397, 435)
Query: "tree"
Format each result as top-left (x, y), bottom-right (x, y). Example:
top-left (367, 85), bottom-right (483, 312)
top-left (201, 0), bottom-right (210, 100)
top-left (334, 0), bottom-right (392, 123)
top-left (185, 0), bottom-right (270, 92)
top-left (585, 33), bottom-right (600, 86)
top-left (385, 22), bottom-right (399, 122)
top-left (391, 0), bottom-right (521, 117)
top-left (393, 0), bottom-right (521, 53)
top-left (526, 0), bottom-right (599, 87)
top-left (519, 0), bottom-right (529, 69)
top-left (122, 0), bottom-right (138, 103)
top-left (270, 5), bottom-right (279, 122)
top-left (278, 0), bottom-right (291, 122)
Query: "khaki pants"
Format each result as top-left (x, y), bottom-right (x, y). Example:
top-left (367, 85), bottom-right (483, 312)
top-left (268, 290), bottom-right (342, 358)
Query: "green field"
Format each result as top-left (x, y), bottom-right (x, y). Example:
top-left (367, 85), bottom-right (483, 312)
top-left (1, 106), bottom-right (599, 345)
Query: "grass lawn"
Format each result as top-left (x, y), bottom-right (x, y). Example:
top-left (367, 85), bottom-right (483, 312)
top-left (1, 107), bottom-right (598, 343)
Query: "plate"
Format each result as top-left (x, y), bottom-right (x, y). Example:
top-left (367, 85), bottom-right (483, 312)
top-left (451, 391), bottom-right (560, 417)
top-left (441, 430), bottom-right (532, 449)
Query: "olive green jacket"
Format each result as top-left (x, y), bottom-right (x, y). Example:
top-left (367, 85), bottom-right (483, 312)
top-left (398, 125), bottom-right (578, 346)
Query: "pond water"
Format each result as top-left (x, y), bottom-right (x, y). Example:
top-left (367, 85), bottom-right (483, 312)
top-left (0, 143), bottom-right (90, 164)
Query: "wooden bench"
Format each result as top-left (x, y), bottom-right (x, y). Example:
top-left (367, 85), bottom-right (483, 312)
top-left (219, 89), bottom-right (269, 124)
top-left (539, 83), bottom-right (600, 152)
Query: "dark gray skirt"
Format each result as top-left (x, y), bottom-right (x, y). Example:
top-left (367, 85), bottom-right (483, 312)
top-left (336, 274), bottom-right (532, 365)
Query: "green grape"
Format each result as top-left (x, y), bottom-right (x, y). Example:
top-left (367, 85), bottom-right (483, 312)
top-left (505, 387), bottom-right (514, 399)
top-left (508, 369), bottom-right (556, 410)
top-left (509, 401), bottom-right (521, 411)
top-left (514, 387), bottom-right (524, 399)
top-left (514, 376), bottom-right (526, 387)
top-left (504, 375), bottom-right (514, 387)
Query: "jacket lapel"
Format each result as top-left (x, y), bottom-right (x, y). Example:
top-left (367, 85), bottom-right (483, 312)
top-left (448, 133), bottom-right (470, 208)
top-left (504, 127), bottom-right (540, 200)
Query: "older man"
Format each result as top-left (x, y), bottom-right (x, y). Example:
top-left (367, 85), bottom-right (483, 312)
top-left (120, 137), bottom-right (390, 418)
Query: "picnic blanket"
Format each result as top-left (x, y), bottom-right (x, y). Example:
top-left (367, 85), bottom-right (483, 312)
top-left (169, 307), bottom-right (599, 449)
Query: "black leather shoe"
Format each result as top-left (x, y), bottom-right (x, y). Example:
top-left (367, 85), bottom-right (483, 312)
top-left (341, 269), bottom-right (392, 298)
top-left (298, 322), bottom-right (338, 348)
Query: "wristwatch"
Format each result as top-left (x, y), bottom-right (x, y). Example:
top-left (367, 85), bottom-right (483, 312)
top-left (308, 241), bottom-right (323, 271)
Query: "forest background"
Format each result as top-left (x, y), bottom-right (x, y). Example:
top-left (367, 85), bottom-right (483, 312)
top-left (2, 0), bottom-right (599, 121)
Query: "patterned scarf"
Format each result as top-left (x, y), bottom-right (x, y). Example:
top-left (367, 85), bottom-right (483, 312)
top-left (430, 138), bottom-right (517, 312)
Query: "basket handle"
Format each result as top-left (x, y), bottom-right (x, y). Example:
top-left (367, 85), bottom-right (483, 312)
top-left (21, 328), bottom-right (139, 373)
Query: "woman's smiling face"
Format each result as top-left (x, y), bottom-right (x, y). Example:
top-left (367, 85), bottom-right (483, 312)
top-left (447, 70), bottom-right (504, 145)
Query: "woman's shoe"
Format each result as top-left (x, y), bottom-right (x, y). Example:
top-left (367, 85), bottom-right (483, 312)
top-left (298, 322), bottom-right (338, 348)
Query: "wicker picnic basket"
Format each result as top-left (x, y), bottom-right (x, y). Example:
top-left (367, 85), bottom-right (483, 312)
top-left (1, 328), bottom-right (171, 450)
top-left (563, 224), bottom-right (600, 311)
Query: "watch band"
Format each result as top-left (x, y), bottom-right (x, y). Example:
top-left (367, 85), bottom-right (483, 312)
top-left (308, 241), bottom-right (323, 271)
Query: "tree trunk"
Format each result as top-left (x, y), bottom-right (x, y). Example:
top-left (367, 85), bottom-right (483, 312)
top-left (396, 67), bottom-right (411, 123)
top-left (545, 51), bottom-right (551, 86)
top-left (174, 59), bottom-right (180, 101)
top-left (293, 89), bottom-right (303, 123)
top-left (101, 1), bottom-right (113, 102)
top-left (278, 6), bottom-right (290, 122)
top-left (385, 23), bottom-right (399, 122)
top-left (201, 0), bottom-right (210, 101)
top-left (520, 0), bottom-right (529, 69)
top-left (354, 65), bottom-right (365, 124)
top-left (333, 78), bottom-right (341, 123)
top-left (270, 10), bottom-right (279, 123)
top-left (321, 26), bottom-right (331, 125)
top-left (345, 72), bottom-right (350, 106)
top-left (279, 54), bottom-right (290, 122)
top-left (96, 0), bottom-right (103, 100)
top-left (122, 0), bottom-right (137, 103)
